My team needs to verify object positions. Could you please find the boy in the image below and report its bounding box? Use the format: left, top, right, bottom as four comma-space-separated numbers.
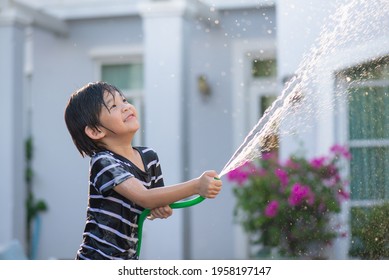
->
64, 81, 222, 260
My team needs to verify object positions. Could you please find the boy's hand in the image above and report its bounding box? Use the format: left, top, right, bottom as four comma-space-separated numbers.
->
197, 170, 222, 199
148, 205, 173, 220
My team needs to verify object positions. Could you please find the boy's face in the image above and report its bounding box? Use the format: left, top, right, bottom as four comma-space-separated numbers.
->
98, 90, 140, 137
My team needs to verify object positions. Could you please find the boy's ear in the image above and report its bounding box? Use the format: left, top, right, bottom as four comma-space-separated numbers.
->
84, 125, 105, 140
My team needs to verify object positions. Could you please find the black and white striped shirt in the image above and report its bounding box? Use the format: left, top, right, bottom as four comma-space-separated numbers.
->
76, 147, 164, 260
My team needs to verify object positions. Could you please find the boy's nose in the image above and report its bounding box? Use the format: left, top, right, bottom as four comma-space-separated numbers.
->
122, 103, 131, 112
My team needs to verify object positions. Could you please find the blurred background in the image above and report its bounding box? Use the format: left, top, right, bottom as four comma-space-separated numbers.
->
0, 0, 388, 260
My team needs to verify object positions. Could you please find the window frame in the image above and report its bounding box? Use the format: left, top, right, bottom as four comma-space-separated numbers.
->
247, 52, 278, 131
337, 58, 389, 208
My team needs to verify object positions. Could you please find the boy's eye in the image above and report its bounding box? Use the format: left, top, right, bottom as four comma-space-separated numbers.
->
110, 104, 117, 109
122, 98, 128, 103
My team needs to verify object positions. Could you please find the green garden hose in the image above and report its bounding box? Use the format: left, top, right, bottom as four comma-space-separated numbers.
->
136, 195, 205, 257
136, 178, 220, 257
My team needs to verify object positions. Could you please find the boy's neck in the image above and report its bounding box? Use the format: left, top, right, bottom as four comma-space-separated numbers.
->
108, 144, 134, 159
100, 132, 135, 158
109, 145, 145, 172
99, 133, 145, 170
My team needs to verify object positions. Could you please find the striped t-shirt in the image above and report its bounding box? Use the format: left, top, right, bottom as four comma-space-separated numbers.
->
76, 147, 164, 260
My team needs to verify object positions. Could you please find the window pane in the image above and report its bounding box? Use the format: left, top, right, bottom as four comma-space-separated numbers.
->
252, 59, 276, 78
260, 95, 279, 153
260, 95, 277, 116
350, 146, 389, 200
349, 86, 389, 140
343, 56, 389, 80
102, 64, 143, 90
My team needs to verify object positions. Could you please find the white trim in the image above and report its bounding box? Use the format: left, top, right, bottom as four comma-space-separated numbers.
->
348, 79, 389, 88
138, 0, 220, 27
16, 0, 142, 20
15, 0, 274, 20
350, 200, 388, 208
349, 139, 389, 148
89, 45, 143, 62
320, 35, 389, 74
1, 0, 68, 35
248, 79, 278, 130
90, 45, 143, 84
203, 0, 275, 9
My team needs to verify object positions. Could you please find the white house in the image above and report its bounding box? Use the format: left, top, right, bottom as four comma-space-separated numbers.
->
0, 0, 388, 260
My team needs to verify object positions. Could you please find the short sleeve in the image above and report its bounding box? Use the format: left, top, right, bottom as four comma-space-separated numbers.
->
90, 153, 134, 196
151, 152, 164, 188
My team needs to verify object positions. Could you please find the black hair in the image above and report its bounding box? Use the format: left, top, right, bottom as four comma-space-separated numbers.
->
64, 81, 123, 157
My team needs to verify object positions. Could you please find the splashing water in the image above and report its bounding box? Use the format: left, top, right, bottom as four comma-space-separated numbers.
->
219, 0, 389, 178
219, 76, 303, 178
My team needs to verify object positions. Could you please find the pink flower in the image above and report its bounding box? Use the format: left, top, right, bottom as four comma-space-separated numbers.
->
310, 156, 326, 169
262, 152, 276, 161
343, 180, 350, 187
257, 168, 267, 177
275, 168, 289, 187
322, 177, 337, 187
330, 144, 351, 160
337, 188, 350, 200
288, 183, 315, 206
264, 200, 279, 218
285, 158, 300, 169
227, 161, 257, 185
227, 168, 249, 185
327, 164, 338, 176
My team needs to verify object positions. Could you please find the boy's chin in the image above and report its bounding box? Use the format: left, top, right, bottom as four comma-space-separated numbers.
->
130, 125, 140, 134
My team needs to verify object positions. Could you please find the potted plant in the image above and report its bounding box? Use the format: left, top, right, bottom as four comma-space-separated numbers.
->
227, 145, 350, 259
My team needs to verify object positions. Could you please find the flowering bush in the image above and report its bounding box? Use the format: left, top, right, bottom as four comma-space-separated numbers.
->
228, 145, 351, 259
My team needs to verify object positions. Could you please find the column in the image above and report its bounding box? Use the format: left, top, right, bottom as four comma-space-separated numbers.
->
0, 0, 27, 249
139, 0, 193, 259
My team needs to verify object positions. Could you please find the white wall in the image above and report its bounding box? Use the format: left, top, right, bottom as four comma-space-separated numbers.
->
277, 0, 340, 159
0, 19, 26, 252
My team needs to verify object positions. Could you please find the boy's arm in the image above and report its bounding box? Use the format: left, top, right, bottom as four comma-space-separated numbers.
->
113, 170, 222, 209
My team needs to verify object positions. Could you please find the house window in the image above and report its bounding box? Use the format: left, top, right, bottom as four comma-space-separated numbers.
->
345, 57, 389, 203
252, 58, 277, 78
348, 88, 389, 200
102, 64, 143, 90
101, 63, 144, 145
248, 56, 278, 154
260, 95, 278, 153
344, 57, 389, 257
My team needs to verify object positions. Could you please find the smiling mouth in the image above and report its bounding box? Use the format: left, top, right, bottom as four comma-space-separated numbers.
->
124, 113, 135, 122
